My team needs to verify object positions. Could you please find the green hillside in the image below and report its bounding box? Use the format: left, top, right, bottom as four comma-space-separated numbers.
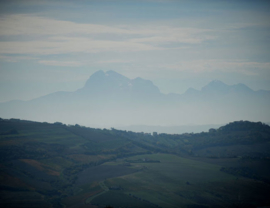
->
0, 118, 270, 208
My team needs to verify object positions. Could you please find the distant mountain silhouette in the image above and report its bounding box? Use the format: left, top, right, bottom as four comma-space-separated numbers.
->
202, 80, 230, 93
81, 70, 161, 98
0, 70, 269, 128
184, 80, 254, 97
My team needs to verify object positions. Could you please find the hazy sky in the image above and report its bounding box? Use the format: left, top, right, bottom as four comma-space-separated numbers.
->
0, 0, 270, 102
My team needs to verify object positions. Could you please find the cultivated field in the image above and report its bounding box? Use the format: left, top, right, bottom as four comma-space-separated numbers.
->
1, 119, 270, 207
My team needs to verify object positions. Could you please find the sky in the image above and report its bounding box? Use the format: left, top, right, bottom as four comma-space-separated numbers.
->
0, 0, 270, 102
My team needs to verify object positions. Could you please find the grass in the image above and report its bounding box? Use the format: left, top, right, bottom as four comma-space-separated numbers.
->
20, 159, 60, 176
1, 119, 270, 208
111, 153, 231, 182
75, 164, 139, 186
67, 154, 114, 163
62, 182, 104, 208
83, 139, 130, 152
100, 153, 237, 208
41, 157, 74, 173
85, 181, 109, 203
0, 128, 86, 149
91, 191, 158, 208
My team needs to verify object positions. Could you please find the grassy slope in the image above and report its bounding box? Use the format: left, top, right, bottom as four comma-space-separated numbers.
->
96, 154, 270, 208
100, 154, 233, 208
1, 119, 270, 208
0, 119, 150, 207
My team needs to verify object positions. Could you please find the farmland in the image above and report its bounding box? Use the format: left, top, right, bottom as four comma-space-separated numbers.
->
95, 154, 270, 208
1, 118, 270, 207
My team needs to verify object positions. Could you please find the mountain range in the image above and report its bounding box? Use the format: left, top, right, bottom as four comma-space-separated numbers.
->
0, 70, 269, 128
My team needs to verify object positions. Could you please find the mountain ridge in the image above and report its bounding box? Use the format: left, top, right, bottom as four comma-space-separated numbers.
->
0, 70, 269, 128
0, 70, 266, 103
75, 70, 160, 98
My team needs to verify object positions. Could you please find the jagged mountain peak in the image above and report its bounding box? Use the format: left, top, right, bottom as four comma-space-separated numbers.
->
79, 70, 161, 96
89, 69, 105, 78
211, 79, 224, 84
83, 70, 129, 89
106, 70, 130, 82
131, 77, 160, 95
0, 71, 269, 127
202, 80, 228, 90
185, 80, 254, 96
105, 70, 128, 79
83, 70, 105, 87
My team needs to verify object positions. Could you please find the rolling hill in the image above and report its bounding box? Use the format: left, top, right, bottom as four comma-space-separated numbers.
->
0, 118, 270, 207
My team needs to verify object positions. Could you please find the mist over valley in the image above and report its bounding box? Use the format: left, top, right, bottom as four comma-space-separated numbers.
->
1, 70, 269, 131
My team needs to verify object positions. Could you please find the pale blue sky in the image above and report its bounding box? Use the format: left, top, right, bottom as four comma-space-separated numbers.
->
0, 0, 270, 102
